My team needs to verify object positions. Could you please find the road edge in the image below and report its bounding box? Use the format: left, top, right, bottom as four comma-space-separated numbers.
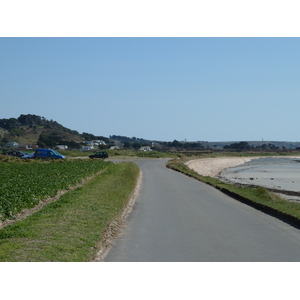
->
167, 162, 300, 230
91, 169, 143, 262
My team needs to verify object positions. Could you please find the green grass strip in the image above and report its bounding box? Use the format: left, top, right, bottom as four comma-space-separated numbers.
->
0, 162, 139, 262
167, 159, 300, 223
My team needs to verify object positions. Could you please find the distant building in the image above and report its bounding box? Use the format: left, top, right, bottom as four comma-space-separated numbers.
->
55, 145, 68, 150
84, 140, 106, 146
6, 141, 19, 148
18, 144, 33, 150
109, 146, 120, 150
139, 146, 152, 152
81, 146, 94, 151
93, 140, 106, 145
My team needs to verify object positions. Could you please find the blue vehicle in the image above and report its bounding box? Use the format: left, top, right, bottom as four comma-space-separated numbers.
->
34, 148, 66, 159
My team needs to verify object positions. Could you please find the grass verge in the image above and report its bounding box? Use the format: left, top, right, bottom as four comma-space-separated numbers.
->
0, 162, 139, 261
59, 149, 180, 159
167, 159, 300, 226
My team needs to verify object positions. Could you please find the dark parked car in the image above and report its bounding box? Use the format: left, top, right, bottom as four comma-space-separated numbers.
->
89, 151, 108, 159
8, 150, 28, 158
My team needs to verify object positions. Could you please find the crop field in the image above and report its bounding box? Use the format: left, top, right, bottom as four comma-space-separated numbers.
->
0, 159, 112, 221
0, 161, 139, 261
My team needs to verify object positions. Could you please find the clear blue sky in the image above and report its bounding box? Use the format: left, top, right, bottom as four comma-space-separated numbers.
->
1, 37, 300, 142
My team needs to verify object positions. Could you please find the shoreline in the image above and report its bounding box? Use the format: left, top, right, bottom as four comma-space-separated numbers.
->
185, 156, 261, 178
185, 156, 300, 202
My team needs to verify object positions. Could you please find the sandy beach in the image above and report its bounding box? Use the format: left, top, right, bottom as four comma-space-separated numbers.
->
185, 156, 260, 177
185, 156, 300, 202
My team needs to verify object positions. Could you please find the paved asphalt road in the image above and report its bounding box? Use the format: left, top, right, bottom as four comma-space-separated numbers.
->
104, 159, 300, 262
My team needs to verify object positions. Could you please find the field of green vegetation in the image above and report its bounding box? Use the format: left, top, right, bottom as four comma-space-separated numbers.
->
0, 157, 139, 261
0, 158, 112, 221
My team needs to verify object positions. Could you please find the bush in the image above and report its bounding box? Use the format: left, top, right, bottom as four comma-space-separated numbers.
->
256, 187, 270, 198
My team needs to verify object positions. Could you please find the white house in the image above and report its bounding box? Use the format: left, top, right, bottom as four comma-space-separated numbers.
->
93, 140, 106, 145
55, 145, 68, 150
139, 146, 152, 152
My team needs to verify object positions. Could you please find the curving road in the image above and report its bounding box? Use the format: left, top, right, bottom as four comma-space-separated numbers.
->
104, 159, 300, 262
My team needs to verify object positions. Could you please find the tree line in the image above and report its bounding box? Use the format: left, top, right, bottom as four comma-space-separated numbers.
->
223, 141, 282, 151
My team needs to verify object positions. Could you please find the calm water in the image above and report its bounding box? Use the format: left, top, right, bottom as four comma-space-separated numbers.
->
219, 157, 300, 201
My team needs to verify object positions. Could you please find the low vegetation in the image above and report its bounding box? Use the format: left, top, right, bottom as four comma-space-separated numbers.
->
108, 149, 179, 158
59, 149, 180, 159
0, 161, 139, 261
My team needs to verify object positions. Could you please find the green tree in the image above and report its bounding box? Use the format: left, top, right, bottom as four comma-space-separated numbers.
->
123, 141, 132, 149
132, 142, 141, 150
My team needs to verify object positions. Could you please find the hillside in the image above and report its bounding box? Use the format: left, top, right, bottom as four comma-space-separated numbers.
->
1, 114, 300, 151
13, 125, 83, 146
0, 114, 108, 148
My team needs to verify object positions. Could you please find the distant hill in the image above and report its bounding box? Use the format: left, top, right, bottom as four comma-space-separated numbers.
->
1, 114, 300, 151
0, 114, 109, 148
200, 140, 300, 150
